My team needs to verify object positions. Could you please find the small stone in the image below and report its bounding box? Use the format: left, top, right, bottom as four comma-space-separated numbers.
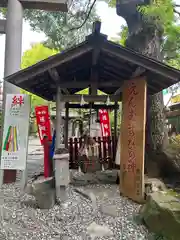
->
87, 222, 113, 238
88, 192, 97, 211
100, 204, 118, 217
72, 173, 97, 186
96, 170, 118, 184
32, 176, 55, 194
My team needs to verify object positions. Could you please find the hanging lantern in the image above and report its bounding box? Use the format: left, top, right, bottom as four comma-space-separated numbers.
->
80, 95, 86, 106
106, 95, 110, 105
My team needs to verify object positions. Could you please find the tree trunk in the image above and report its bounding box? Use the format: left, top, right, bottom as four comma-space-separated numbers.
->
116, 1, 178, 178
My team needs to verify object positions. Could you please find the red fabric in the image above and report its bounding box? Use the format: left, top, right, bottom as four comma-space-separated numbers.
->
35, 106, 52, 145
98, 109, 111, 137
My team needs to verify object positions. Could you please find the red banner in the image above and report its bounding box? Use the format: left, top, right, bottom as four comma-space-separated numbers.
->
35, 106, 52, 144
99, 109, 111, 137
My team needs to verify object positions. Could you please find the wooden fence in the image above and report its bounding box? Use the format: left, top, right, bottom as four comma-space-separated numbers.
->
68, 136, 118, 169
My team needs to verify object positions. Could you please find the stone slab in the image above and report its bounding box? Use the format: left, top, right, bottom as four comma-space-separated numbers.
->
87, 222, 113, 238
140, 191, 180, 240
70, 170, 119, 186
100, 204, 118, 217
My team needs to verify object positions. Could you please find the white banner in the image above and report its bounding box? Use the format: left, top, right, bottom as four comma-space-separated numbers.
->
1, 94, 30, 170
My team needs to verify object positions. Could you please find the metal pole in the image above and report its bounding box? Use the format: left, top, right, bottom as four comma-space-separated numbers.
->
0, 0, 23, 186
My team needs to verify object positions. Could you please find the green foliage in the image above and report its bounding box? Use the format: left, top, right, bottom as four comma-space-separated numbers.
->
139, 0, 174, 26
0, 0, 99, 50
108, 0, 174, 27
162, 24, 180, 66
169, 134, 180, 149
110, 0, 180, 69
21, 43, 57, 112
138, 0, 180, 67
109, 109, 121, 132
76, 88, 105, 95
111, 26, 127, 46
21, 43, 58, 69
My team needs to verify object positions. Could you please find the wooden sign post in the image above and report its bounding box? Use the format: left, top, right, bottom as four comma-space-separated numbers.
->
120, 77, 147, 203
0, 94, 31, 189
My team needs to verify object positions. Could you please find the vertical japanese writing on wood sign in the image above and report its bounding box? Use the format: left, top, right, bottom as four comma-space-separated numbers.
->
120, 78, 147, 202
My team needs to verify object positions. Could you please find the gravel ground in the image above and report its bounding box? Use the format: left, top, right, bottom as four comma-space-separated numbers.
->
0, 161, 156, 240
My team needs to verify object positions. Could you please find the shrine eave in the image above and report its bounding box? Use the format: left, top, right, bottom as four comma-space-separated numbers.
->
4, 32, 180, 101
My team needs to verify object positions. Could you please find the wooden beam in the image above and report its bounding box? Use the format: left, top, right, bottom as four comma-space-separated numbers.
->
114, 102, 118, 139
60, 81, 89, 89
102, 57, 133, 73
64, 102, 69, 148
47, 68, 70, 94
58, 80, 122, 88
48, 68, 60, 83
132, 67, 146, 77
166, 109, 180, 118
114, 67, 145, 95
89, 47, 100, 95
100, 68, 123, 80
8, 44, 93, 85
62, 88, 70, 95
52, 103, 119, 110
101, 68, 128, 80
61, 94, 120, 102
102, 42, 180, 82
0, 19, 6, 34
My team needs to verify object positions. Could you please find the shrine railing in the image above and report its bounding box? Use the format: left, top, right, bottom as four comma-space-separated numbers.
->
68, 136, 118, 169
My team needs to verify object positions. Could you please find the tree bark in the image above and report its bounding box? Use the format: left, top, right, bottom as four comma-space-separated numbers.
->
116, 0, 176, 177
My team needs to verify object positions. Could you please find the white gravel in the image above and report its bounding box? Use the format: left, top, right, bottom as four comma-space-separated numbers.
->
0, 161, 156, 240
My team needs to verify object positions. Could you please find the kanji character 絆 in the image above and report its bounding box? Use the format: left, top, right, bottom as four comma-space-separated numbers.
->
11, 95, 24, 107
12, 96, 18, 107
18, 96, 24, 106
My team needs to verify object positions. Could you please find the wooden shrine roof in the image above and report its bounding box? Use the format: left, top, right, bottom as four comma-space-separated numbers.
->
4, 24, 180, 101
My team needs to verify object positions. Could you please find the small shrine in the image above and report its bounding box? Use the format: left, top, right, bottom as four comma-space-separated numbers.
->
4, 21, 180, 202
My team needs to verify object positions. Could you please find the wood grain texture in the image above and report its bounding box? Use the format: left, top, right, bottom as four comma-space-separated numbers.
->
120, 77, 147, 203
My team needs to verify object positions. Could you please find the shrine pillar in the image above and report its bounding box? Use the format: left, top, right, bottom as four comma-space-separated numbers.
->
55, 87, 64, 149
120, 77, 147, 203
1, 0, 23, 184
64, 102, 69, 148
